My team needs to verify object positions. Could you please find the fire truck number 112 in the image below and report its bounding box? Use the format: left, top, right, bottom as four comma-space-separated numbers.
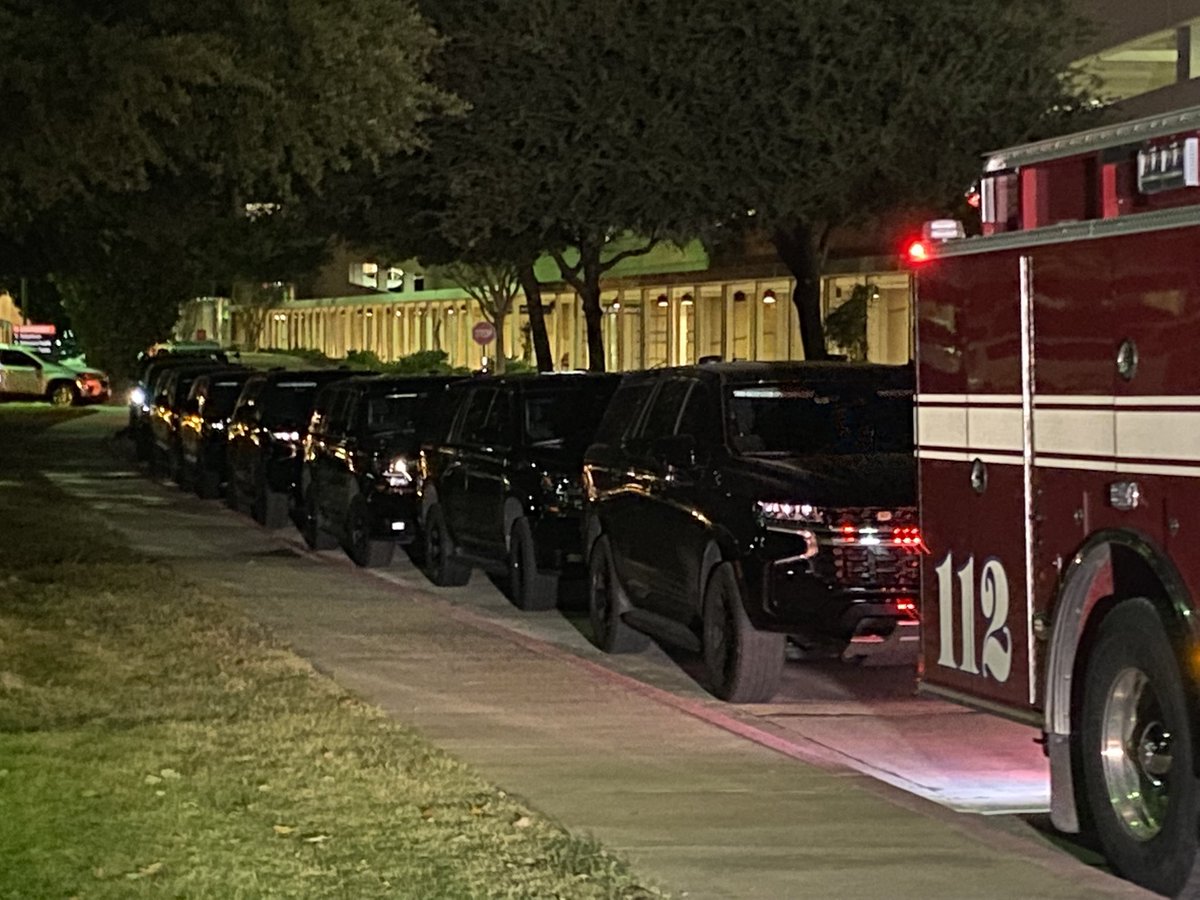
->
934, 553, 1013, 682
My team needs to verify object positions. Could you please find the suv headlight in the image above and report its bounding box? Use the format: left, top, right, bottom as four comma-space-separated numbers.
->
382, 455, 413, 487
129, 387, 147, 407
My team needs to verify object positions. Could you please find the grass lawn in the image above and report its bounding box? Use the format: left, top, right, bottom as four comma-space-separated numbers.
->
0, 409, 665, 898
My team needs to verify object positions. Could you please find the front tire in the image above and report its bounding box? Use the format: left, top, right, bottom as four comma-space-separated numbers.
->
702, 562, 784, 703
507, 517, 558, 611
48, 382, 78, 407
422, 504, 470, 586
301, 490, 338, 551
587, 535, 649, 654
252, 470, 290, 529
347, 498, 394, 568
194, 465, 222, 500
1079, 598, 1198, 897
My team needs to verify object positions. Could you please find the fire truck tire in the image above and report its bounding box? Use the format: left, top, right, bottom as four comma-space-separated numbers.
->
587, 536, 650, 654
1079, 598, 1199, 897
702, 562, 785, 703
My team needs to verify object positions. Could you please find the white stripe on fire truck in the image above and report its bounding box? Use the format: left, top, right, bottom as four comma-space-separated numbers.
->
919, 450, 1200, 478
919, 394, 1200, 474
921, 403, 1200, 457
918, 393, 1200, 409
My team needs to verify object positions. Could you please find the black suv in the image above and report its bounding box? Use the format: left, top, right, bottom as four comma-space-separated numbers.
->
582, 362, 918, 702
226, 369, 352, 527
419, 373, 620, 608
130, 350, 228, 431
132, 353, 227, 461
148, 362, 233, 481
301, 374, 461, 567
179, 369, 256, 498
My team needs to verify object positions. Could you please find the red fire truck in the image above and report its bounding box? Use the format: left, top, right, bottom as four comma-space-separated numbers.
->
912, 106, 1200, 896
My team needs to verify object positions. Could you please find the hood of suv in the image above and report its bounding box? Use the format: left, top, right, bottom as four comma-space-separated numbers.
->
729, 452, 915, 508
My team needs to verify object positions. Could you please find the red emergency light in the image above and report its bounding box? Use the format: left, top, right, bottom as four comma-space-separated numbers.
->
905, 239, 932, 265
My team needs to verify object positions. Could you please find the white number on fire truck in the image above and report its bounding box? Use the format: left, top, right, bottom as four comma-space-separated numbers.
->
934, 553, 1012, 682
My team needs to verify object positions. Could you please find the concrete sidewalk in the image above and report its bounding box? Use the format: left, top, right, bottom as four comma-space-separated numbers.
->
52, 411, 1152, 899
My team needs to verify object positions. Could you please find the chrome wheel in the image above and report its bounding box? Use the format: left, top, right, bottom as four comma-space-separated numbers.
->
1100, 666, 1174, 841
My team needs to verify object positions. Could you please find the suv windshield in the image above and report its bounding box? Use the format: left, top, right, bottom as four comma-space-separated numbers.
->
725, 382, 912, 456
365, 391, 423, 433
523, 381, 616, 448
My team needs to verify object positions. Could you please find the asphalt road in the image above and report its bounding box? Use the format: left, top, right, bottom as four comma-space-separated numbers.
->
22, 406, 1171, 898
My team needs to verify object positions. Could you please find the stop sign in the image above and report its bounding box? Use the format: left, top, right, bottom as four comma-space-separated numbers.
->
472, 321, 497, 345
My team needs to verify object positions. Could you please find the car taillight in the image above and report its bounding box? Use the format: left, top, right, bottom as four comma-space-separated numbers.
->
834, 523, 927, 554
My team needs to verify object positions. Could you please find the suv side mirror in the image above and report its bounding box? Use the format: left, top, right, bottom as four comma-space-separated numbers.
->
655, 434, 696, 469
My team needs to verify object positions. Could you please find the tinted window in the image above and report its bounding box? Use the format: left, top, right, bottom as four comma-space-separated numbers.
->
457, 389, 495, 444
639, 379, 691, 442
725, 382, 913, 455
365, 390, 426, 434
320, 389, 350, 435
592, 381, 654, 445
675, 381, 721, 445
423, 386, 466, 443
261, 381, 321, 428
522, 379, 617, 448
207, 379, 248, 419
0, 350, 37, 367
173, 373, 209, 405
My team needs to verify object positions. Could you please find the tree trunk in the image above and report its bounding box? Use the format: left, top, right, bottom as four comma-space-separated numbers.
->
772, 222, 829, 361
516, 260, 553, 372
576, 240, 606, 372
494, 310, 507, 374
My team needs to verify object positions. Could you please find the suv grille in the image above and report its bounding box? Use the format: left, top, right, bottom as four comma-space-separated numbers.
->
816, 506, 921, 590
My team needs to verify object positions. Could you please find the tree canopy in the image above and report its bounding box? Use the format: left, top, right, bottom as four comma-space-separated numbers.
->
1, 0, 1099, 373
0, 0, 451, 373
683, 0, 1096, 356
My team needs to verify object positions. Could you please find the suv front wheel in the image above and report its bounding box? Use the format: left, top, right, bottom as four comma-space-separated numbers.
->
347, 497, 395, 568
587, 535, 649, 654
423, 504, 471, 587
702, 562, 785, 703
507, 517, 558, 611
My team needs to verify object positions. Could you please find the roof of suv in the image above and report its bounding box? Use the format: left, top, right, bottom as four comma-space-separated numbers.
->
244, 368, 355, 387
332, 373, 464, 393
627, 361, 913, 384
449, 371, 620, 390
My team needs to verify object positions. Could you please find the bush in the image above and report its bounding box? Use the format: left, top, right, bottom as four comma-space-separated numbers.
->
499, 357, 537, 375
344, 349, 385, 370
385, 349, 469, 375
257, 347, 336, 367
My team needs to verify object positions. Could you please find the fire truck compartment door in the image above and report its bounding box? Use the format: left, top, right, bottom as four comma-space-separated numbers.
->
919, 250, 1041, 715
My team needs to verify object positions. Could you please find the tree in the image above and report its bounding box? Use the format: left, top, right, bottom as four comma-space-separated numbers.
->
444, 262, 520, 373
0, 0, 449, 228
320, 147, 558, 372
424, 0, 724, 372
0, 0, 452, 369
686, 0, 1097, 358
